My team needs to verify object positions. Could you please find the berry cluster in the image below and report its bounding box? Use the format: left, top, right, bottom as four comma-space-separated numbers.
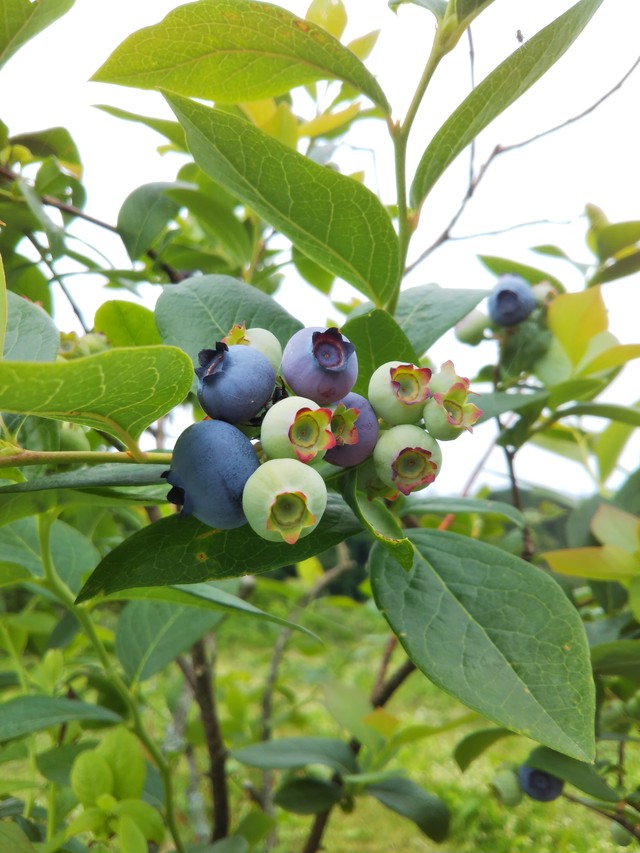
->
163, 322, 482, 545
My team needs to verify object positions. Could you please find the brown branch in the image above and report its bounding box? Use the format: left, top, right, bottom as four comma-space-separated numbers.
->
406, 55, 640, 275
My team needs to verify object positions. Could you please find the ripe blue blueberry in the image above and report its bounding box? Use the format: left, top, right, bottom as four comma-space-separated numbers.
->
163, 419, 259, 529
517, 764, 564, 802
195, 342, 276, 424
488, 275, 536, 327
324, 392, 380, 468
280, 326, 358, 406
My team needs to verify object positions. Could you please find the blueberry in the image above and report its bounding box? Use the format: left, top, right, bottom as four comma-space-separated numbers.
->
280, 327, 358, 406
222, 323, 283, 373
368, 361, 432, 425
488, 275, 536, 327
373, 424, 442, 496
195, 342, 276, 424
324, 392, 380, 468
260, 395, 335, 463
163, 419, 259, 529
242, 458, 327, 544
517, 764, 564, 802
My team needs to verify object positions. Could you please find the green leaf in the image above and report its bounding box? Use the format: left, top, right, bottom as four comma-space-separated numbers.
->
552, 403, 640, 429
526, 745, 619, 802
36, 742, 97, 787
478, 255, 565, 294
117, 182, 180, 260
370, 529, 595, 761
17, 178, 65, 257
94, 105, 188, 150
0, 254, 6, 358
154, 275, 301, 383
410, 0, 605, 206
474, 390, 549, 424
366, 776, 449, 842
454, 727, 515, 771
3, 290, 59, 361
594, 221, 640, 262
76, 494, 361, 601
71, 750, 114, 806
163, 96, 400, 306
94, 301, 162, 347
0, 346, 193, 446
389, 0, 447, 19
591, 640, 640, 680
0, 562, 31, 587
0, 822, 39, 853
543, 544, 639, 583
96, 728, 146, 801
233, 737, 359, 774
0, 696, 120, 742
408, 496, 525, 528
341, 309, 418, 397
116, 600, 223, 683
393, 284, 488, 356
0, 0, 75, 73
10, 126, 82, 176
92, 0, 390, 112
274, 777, 343, 814
454, 0, 496, 25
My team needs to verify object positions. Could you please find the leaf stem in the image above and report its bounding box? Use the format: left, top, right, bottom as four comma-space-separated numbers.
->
36, 511, 186, 853
0, 449, 172, 469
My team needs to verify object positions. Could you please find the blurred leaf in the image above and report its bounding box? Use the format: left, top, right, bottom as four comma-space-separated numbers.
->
274, 777, 343, 814
164, 96, 400, 306
552, 403, 640, 429
371, 529, 596, 761
591, 504, 639, 552
0, 0, 75, 72
76, 495, 360, 601
543, 544, 639, 583
474, 390, 548, 424
3, 253, 52, 313
346, 29, 380, 61
594, 221, 640, 262
393, 284, 488, 355
593, 415, 638, 483
154, 275, 301, 387
292, 245, 335, 294
233, 737, 358, 774
579, 344, 640, 376
547, 287, 608, 366
93, 0, 390, 112
298, 102, 361, 138
117, 183, 180, 260
588, 249, 640, 286
94, 105, 188, 150
306, 0, 347, 39
454, 727, 515, 771
478, 254, 565, 293
408, 496, 525, 528
410, 0, 605, 206
94, 301, 162, 347
3, 290, 59, 361
115, 600, 224, 683
526, 745, 619, 802
10, 126, 82, 176
591, 640, 640, 680
0, 696, 120, 742
366, 777, 449, 842
0, 346, 193, 444
16, 178, 64, 257
342, 308, 418, 397
389, 0, 447, 19
454, 0, 496, 23
0, 254, 6, 358
0, 822, 39, 853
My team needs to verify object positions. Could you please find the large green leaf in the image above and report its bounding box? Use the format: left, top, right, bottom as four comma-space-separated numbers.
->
94, 301, 162, 347
233, 737, 359, 774
164, 96, 400, 307
0, 346, 193, 446
408, 496, 525, 528
410, 0, 605, 207
3, 290, 59, 361
92, 0, 390, 112
0, 822, 39, 853
341, 309, 418, 397
526, 746, 619, 802
0, 254, 6, 358
389, 1, 447, 19
115, 600, 224, 683
0, 0, 75, 72
0, 696, 120, 742
366, 777, 449, 842
393, 284, 488, 356
370, 529, 595, 761
76, 494, 361, 601
117, 182, 181, 260
155, 275, 301, 378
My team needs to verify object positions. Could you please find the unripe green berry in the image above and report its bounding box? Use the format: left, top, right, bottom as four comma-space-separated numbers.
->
373, 424, 442, 496
368, 361, 432, 425
610, 821, 634, 847
260, 396, 335, 463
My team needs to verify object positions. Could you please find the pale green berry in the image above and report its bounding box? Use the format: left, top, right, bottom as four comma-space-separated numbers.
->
373, 424, 442, 496
368, 361, 432, 425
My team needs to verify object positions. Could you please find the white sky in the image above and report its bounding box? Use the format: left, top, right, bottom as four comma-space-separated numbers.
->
2, 0, 639, 497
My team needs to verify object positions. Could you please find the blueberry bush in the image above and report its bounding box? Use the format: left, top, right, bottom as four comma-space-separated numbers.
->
1, 1, 640, 851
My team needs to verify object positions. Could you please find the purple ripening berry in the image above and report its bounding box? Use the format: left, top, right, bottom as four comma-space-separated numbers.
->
280, 326, 358, 406
324, 392, 380, 468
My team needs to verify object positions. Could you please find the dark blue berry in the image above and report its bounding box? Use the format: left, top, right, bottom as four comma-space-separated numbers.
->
163, 419, 259, 529
517, 764, 564, 802
195, 342, 275, 424
488, 275, 536, 327
280, 327, 358, 406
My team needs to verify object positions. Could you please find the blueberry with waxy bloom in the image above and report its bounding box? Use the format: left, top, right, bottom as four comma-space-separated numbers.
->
162, 419, 259, 529
324, 392, 380, 468
422, 361, 482, 441
242, 458, 327, 544
488, 274, 536, 327
373, 424, 442, 496
280, 326, 358, 406
222, 322, 283, 373
195, 342, 276, 424
517, 765, 564, 802
368, 361, 432, 425
260, 395, 336, 463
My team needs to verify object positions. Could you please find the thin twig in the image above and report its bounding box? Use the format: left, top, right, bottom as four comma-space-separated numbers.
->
23, 232, 89, 332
